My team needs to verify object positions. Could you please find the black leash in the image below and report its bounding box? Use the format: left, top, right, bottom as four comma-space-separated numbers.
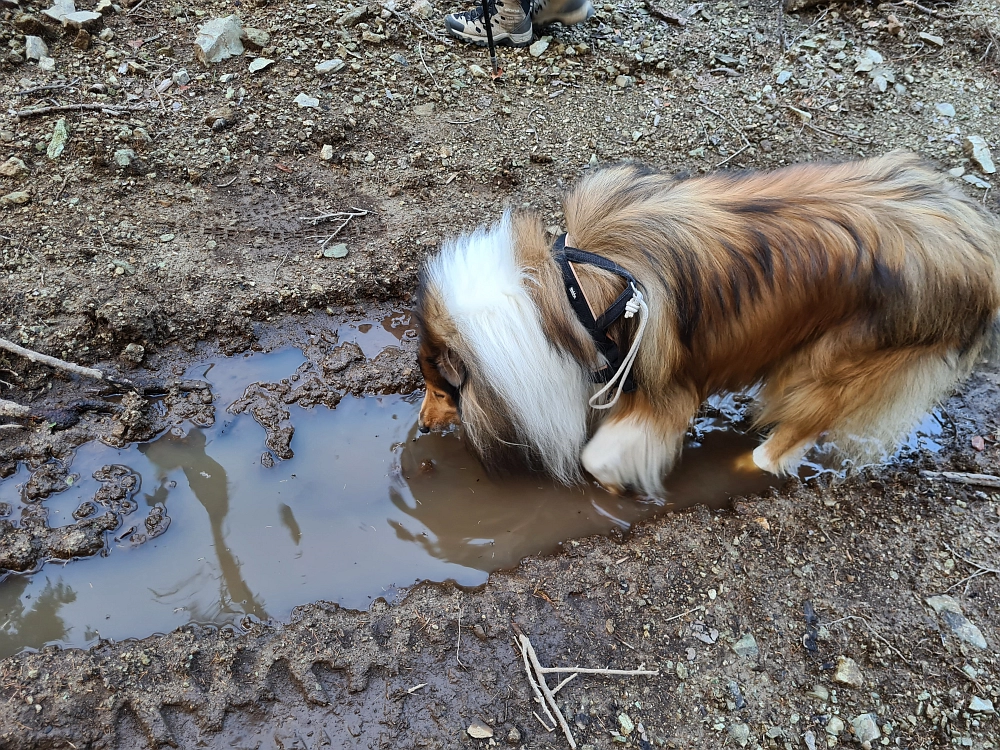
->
553, 233, 642, 393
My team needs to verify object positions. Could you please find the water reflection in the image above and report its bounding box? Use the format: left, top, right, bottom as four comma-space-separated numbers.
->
0, 577, 75, 655
139, 429, 268, 621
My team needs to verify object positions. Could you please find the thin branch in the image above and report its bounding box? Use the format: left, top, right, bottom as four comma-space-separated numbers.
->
551, 673, 579, 694
16, 78, 80, 97
14, 103, 152, 119
518, 632, 577, 749
0, 338, 106, 381
0, 399, 31, 419
921, 470, 1000, 489
514, 635, 557, 729
537, 665, 660, 676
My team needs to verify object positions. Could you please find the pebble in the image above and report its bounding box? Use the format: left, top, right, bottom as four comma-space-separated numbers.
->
43, 0, 75, 23
467, 721, 493, 739
242, 27, 270, 49
338, 5, 368, 26
529, 38, 550, 57
473, 623, 487, 640
194, 15, 244, 64
294, 93, 320, 108
809, 684, 829, 701
315, 59, 345, 74
854, 48, 883, 73
320, 144, 334, 161
506, 726, 521, 744
926, 595, 988, 649
851, 713, 880, 745
834, 656, 864, 688
803, 729, 817, 750
776, 70, 792, 84
96, 0, 114, 14
39, 56, 56, 71
0, 157, 29, 179
324, 243, 348, 258
413, 103, 435, 116
172, 68, 191, 85
25, 35, 48, 61
410, 0, 434, 17
0, 191, 31, 207
963, 174, 991, 189
825, 716, 845, 736
615, 74, 635, 88
63, 10, 102, 29
248, 57, 274, 73
969, 697, 995, 713
113, 148, 136, 168
46, 118, 68, 160
727, 723, 750, 747
618, 713, 634, 735
732, 633, 758, 658
159, 234, 175, 243
918, 31, 944, 46
934, 102, 956, 117
469, 64, 487, 78
964, 135, 996, 174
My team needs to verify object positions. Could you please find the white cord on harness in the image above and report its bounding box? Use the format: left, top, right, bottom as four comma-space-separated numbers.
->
588, 283, 649, 410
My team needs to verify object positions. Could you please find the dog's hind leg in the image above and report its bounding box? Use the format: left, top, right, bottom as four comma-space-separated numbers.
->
581, 387, 700, 496
752, 342, 964, 475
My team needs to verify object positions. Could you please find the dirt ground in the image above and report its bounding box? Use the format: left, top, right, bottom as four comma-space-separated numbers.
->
2, 0, 1000, 747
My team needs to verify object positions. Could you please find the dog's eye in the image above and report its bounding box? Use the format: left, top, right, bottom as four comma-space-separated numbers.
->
434, 391, 447, 400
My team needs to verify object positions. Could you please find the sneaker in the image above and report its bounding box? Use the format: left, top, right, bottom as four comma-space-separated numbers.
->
530, 0, 594, 28
444, 0, 534, 47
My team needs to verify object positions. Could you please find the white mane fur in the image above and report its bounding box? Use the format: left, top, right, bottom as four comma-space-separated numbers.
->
425, 213, 592, 483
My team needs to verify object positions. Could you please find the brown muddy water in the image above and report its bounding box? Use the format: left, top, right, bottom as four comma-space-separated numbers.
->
0, 315, 944, 658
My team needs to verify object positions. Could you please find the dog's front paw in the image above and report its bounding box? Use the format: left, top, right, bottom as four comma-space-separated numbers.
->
581, 418, 677, 497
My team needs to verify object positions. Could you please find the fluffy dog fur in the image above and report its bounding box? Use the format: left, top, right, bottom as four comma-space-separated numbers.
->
415, 153, 1000, 495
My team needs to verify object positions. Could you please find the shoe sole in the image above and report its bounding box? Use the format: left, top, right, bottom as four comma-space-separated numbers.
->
533, 0, 594, 27
445, 27, 533, 47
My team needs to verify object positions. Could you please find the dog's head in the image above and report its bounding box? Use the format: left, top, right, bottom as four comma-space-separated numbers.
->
414, 293, 462, 434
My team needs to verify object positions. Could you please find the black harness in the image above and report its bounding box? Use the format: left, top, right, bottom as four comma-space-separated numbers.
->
553, 233, 642, 393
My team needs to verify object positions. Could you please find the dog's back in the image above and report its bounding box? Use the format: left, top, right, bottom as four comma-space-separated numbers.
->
565, 154, 1000, 472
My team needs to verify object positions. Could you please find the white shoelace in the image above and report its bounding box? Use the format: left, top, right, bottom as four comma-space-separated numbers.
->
588, 283, 649, 410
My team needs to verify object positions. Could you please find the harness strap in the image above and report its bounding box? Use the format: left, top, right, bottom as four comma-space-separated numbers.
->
553, 233, 640, 393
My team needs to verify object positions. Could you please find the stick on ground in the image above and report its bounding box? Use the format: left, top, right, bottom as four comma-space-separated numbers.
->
0, 338, 107, 382
920, 470, 1000, 489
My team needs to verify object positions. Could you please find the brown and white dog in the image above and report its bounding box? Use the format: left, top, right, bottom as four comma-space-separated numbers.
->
415, 153, 1000, 495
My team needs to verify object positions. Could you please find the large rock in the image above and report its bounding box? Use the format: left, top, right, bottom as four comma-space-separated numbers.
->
926, 595, 988, 649
194, 15, 244, 65
46, 118, 69, 160
42, 0, 74, 22
62, 10, 102, 29
0, 157, 29, 179
1, 191, 31, 207
964, 135, 996, 174
25, 35, 48, 60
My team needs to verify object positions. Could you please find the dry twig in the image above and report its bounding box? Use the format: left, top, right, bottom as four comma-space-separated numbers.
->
15, 78, 80, 97
0, 338, 108, 382
14, 103, 151, 119
921, 470, 1000, 489
0, 399, 31, 419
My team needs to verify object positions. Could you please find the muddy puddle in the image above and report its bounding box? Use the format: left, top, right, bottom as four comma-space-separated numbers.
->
0, 314, 944, 658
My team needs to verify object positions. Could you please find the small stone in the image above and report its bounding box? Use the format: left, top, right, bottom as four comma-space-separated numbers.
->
25, 35, 48, 60
159, 233, 175, 242
615, 74, 634, 88
727, 723, 750, 747
473, 623, 487, 640
934, 102, 956, 117
413, 103, 435, 116
809, 684, 829, 701
62, 10, 102, 29
851, 713, 880, 744
964, 174, 992, 190
361, 30, 384, 43
0, 157, 29, 179
926, 595, 988, 648
674, 663, 688, 680
204, 106, 234, 126
95, 0, 114, 14
588, 153, 599, 167
529, 38, 550, 57
113, 148, 136, 168
467, 721, 493, 739
42, 0, 74, 23
38, 56, 56, 71
803, 729, 817, 750
324, 243, 349, 258
194, 15, 244, 65
338, 5, 368, 26
506, 726, 521, 744
617, 713, 634, 735
765, 727, 783, 739
0, 191, 31, 207
788, 106, 811, 121
122, 343, 145, 364
834, 656, 864, 688
364, 151, 376, 164
241, 27, 270, 50
825, 716, 845, 736
732, 633, 758, 658
854, 48, 882, 72
248, 57, 274, 73
46, 118, 68, 160
294, 93, 320, 108
320, 144, 334, 161
964, 135, 996, 174
71, 28, 91, 50
469, 64, 487, 78
776, 70, 792, 84
315, 59, 345, 74
918, 31, 944, 46
411, 0, 434, 17
172, 68, 190, 85
969, 697, 995, 713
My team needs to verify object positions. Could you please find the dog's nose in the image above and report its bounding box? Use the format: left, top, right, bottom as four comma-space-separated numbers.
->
418, 424, 430, 434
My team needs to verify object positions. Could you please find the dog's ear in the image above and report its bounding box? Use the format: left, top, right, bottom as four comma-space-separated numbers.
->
437, 349, 466, 388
